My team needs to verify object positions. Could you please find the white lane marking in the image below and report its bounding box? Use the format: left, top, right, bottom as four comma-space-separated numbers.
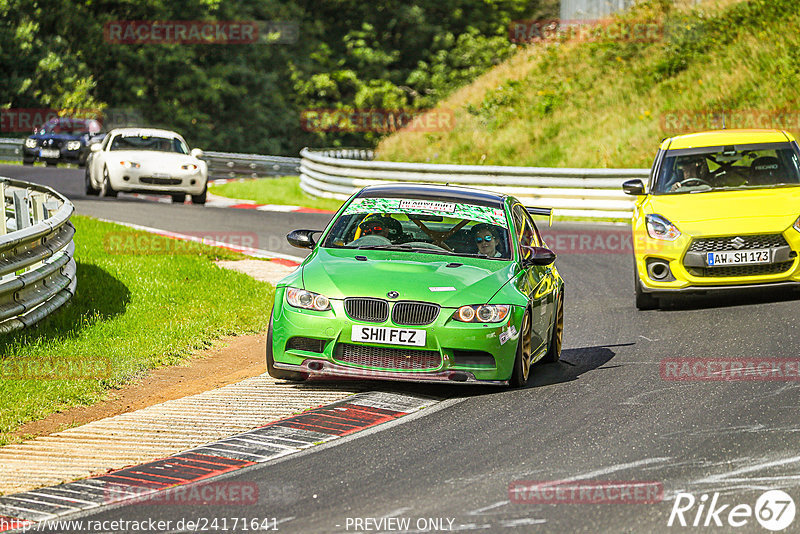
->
501, 518, 547, 527
94, 218, 304, 264
552, 457, 672, 483
694, 454, 800, 485
469, 500, 509, 515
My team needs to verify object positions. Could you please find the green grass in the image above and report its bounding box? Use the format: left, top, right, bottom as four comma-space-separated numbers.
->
377, 0, 799, 168
209, 176, 344, 212
0, 215, 274, 444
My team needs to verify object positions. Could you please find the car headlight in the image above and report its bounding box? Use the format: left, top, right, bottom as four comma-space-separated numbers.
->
453, 304, 511, 323
24, 138, 38, 148
181, 163, 198, 171
286, 287, 331, 311
66, 140, 81, 151
645, 214, 681, 241
119, 160, 141, 168
794, 216, 800, 233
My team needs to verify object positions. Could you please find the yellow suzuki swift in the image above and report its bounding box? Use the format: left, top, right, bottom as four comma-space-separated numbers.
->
623, 129, 800, 309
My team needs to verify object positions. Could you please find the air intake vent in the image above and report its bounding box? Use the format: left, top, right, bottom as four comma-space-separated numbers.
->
344, 298, 389, 323
391, 301, 440, 326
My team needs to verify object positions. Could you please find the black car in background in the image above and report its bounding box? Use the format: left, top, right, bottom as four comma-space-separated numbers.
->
23, 117, 103, 167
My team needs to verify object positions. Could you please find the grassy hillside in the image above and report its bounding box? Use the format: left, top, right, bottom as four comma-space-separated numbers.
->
377, 0, 800, 168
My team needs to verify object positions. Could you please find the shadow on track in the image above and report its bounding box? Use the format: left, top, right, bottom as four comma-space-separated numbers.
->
657, 285, 800, 311
291, 343, 625, 398
0, 263, 130, 351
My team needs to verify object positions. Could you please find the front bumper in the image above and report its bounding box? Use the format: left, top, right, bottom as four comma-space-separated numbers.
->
108, 168, 207, 195
274, 360, 508, 385
634, 228, 800, 293
271, 290, 525, 384
23, 146, 80, 162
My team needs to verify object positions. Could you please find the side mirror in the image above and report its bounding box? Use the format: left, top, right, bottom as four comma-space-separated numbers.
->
622, 179, 645, 196
190, 148, 204, 158
522, 246, 556, 266
287, 229, 320, 249
90, 143, 102, 153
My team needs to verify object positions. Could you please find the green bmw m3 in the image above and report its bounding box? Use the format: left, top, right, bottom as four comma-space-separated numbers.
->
267, 184, 564, 387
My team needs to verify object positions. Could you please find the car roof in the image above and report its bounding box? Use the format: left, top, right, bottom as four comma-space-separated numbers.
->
355, 183, 508, 208
661, 129, 795, 150
107, 127, 183, 138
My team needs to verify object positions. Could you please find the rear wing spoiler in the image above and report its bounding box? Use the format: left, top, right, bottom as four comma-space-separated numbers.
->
525, 206, 554, 227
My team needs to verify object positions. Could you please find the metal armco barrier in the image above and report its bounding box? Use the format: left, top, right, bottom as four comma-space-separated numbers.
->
0, 177, 76, 334
299, 148, 648, 219
0, 138, 23, 161
203, 151, 300, 180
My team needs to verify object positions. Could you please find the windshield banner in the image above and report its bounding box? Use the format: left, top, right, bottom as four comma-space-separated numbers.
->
343, 198, 508, 228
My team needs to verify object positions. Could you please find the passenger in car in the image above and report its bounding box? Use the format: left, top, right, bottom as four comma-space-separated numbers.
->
473, 224, 502, 257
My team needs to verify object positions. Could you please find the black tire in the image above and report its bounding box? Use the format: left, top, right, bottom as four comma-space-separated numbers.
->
191, 184, 207, 205
541, 292, 563, 364
22, 158, 34, 166
635, 271, 660, 310
45, 160, 58, 167
85, 167, 99, 196
510, 308, 533, 388
171, 193, 187, 204
266, 313, 308, 382
99, 166, 118, 198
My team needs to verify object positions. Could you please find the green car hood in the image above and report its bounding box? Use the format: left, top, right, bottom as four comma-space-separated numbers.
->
300, 248, 518, 307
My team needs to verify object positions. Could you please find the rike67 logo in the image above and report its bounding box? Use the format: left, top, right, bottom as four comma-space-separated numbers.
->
668, 490, 795, 531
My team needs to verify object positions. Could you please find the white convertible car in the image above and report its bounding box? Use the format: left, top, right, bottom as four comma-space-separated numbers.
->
85, 128, 208, 204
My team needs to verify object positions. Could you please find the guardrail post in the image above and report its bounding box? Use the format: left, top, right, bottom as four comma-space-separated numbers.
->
13, 190, 30, 230
0, 181, 5, 236
31, 193, 46, 223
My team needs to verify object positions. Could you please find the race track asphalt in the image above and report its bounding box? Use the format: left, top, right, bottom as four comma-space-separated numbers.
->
6, 164, 800, 533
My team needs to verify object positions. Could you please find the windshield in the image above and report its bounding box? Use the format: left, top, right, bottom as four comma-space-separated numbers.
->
109, 134, 189, 153
322, 197, 512, 260
653, 142, 800, 194
39, 118, 100, 135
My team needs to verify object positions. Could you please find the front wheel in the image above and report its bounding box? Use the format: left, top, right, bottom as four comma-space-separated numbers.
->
85, 167, 99, 196
45, 160, 58, 167
510, 309, 532, 388
22, 158, 34, 166
171, 193, 187, 204
266, 313, 308, 382
191, 183, 207, 205
99, 166, 118, 198
635, 275, 660, 310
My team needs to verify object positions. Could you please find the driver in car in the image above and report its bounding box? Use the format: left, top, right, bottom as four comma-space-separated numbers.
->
473, 224, 502, 257
670, 157, 710, 191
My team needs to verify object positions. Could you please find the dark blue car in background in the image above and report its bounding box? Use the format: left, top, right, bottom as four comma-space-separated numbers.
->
23, 117, 103, 167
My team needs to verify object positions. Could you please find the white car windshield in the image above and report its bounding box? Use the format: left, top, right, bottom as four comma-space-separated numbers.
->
109, 135, 189, 154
